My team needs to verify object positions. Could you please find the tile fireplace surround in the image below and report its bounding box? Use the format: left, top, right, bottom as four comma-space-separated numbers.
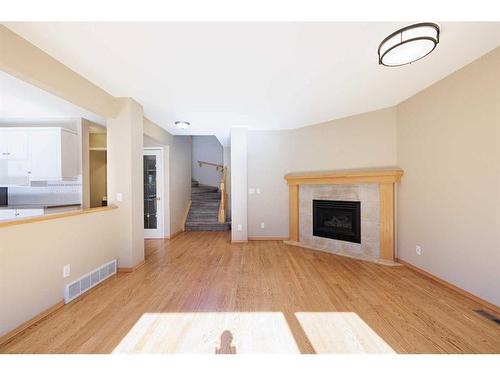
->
284, 168, 404, 265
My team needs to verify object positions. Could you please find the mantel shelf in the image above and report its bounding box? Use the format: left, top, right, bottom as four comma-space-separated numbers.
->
284, 167, 404, 185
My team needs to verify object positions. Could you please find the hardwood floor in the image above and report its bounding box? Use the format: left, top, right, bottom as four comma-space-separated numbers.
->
1, 232, 499, 353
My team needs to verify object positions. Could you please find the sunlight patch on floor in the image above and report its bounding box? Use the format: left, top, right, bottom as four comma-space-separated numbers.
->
112, 312, 300, 354
295, 312, 395, 354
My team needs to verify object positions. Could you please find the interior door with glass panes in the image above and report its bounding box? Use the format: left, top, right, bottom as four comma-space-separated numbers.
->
143, 148, 163, 238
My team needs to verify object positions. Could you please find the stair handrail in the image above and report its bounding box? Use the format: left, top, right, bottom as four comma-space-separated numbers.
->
198, 160, 224, 172
218, 166, 228, 223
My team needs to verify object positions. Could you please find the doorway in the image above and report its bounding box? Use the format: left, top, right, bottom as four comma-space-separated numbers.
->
143, 148, 164, 238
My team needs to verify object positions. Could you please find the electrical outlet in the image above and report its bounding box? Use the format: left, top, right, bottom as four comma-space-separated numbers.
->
256, 188, 261, 194
237, 224, 242, 231
116, 193, 123, 202
63, 264, 71, 278
416, 245, 422, 256
248, 188, 255, 195
260, 222, 265, 229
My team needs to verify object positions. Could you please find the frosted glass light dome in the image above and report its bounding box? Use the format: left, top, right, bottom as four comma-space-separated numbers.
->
378, 23, 440, 67
175, 121, 191, 129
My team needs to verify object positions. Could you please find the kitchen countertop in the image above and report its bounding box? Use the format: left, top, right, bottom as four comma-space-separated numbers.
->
0, 204, 117, 228
0, 204, 82, 210
0, 204, 82, 213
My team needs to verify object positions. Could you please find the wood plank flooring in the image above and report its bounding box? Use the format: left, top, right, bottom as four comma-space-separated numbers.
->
1, 232, 499, 353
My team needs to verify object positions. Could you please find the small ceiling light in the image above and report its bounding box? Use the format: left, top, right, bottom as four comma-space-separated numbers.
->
175, 121, 191, 129
378, 23, 440, 67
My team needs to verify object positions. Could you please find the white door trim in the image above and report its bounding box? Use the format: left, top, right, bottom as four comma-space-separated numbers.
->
143, 147, 164, 239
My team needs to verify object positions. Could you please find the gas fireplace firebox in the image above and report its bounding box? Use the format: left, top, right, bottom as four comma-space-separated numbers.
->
313, 200, 361, 244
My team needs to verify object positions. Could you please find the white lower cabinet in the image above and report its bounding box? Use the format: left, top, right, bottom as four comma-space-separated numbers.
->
0, 208, 44, 221
15, 208, 44, 218
0, 209, 17, 220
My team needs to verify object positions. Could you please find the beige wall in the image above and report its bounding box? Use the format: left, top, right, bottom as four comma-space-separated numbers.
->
143, 117, 173, 145
397, 47, 500, 306
0, 209, 121, 337
0, 26, 118, 118
89, 150, 107, 208
223, 146, 231, 220
247, 107, 398, 238
106, 98, 144, 268
192, 136, 223, 187
169, 136, 192, 235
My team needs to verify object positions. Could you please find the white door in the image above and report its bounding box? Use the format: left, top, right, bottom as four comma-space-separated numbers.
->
143, 148, 164, 239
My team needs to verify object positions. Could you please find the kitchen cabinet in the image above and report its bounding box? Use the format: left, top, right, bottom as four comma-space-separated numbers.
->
15, 208, 45, 218
0, 129, 29, 160
0, 209, 16, 220
0, 127, 78, 183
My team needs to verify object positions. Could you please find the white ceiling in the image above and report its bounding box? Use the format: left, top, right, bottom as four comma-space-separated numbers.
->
0, 69, 105, 125
4, 22, 500, 143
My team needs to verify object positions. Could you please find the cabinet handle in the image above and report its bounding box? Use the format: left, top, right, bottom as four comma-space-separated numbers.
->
1, 152, 10, 155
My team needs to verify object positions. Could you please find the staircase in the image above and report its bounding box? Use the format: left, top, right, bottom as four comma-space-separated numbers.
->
185, 180, 231, 231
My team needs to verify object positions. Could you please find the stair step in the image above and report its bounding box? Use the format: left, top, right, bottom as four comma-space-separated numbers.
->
185, 222, 231, 231
188, 211, 218, 216
187, 215, 219, 221
187, 182, 227, 232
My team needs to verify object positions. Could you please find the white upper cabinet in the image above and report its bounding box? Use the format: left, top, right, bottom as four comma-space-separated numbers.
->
0, 127, 79, 183
0, 129, 29, 160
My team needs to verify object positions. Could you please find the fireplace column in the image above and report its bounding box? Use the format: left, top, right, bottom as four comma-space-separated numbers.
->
289, 184, 299, 242
379, 183, 395, 263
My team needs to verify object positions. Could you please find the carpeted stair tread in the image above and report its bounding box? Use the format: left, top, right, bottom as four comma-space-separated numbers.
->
186, 181, 230, 232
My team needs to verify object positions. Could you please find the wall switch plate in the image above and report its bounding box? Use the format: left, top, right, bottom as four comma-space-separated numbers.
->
256, 188, 261, 194
116, 193, 123, 202
416, 245, 422, 256
248, 188, 255, 195
260, 222, 265, 229
237, 224, 242, 231
63, 264, 71, 278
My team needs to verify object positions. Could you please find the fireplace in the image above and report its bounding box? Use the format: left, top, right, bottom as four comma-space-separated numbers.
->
313, 200, 361, 244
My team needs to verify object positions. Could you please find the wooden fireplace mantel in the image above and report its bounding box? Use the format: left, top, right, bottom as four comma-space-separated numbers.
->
284, 168, 404, 265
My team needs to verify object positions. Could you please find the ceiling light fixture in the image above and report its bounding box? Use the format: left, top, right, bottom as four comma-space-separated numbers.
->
378, 23, 440, 67
175, 121, 191, 129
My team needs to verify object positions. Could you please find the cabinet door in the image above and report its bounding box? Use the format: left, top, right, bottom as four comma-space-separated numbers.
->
29, 129, 61, 180
0, 130, 28, 160
0, 131, 7, 157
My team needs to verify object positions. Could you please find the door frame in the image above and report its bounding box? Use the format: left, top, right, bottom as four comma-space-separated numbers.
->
143, 147, 164, 239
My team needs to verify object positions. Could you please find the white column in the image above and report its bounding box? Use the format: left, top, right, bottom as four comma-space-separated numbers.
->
230, 128, 248, 242
223, 146, 231, 220
106, 98, 144, 268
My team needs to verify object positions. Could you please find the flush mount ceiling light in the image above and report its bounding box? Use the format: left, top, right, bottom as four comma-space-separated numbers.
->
378, 23, 440, 67
175, 121, 190, 129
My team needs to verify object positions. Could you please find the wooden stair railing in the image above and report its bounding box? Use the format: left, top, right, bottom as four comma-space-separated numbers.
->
198, 160, 224, 172
218, 166, 228, 223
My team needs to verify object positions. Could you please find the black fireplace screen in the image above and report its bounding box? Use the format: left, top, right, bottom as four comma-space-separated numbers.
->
313, 200, 361, 243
